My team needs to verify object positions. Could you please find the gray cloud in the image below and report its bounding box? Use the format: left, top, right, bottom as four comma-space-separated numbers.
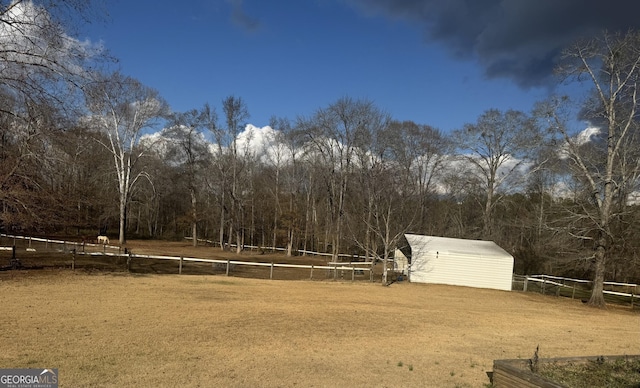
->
348, 0, 640, 88
228, 0, 261, 32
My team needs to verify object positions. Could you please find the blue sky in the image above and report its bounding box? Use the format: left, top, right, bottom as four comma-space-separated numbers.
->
82, 0, 639, 133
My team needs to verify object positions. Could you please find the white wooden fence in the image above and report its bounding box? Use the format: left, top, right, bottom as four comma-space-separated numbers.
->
72, 251, 373, 281
1, 234, 374, 281
184, 237, 374, 261
0, 234, 120, 252
515, 274, 639, 307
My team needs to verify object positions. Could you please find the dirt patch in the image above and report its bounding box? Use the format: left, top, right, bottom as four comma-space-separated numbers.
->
1, 264, 638, 387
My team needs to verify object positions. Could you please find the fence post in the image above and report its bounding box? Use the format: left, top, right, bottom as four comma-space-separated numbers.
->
572, 283, 576, 299
270, 262, 274, 280
333, 264, 337, 280
542, 278, 546, 295
523, 277, 528, 292
352, 266, 355, 281
179, 256, 183, 274
226, 260, 230, 276
310, 265, 314, 280
10, 245, 19, 269
631, 286, 635, 308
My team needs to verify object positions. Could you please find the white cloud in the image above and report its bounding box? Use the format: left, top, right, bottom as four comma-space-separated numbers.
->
558, 126, 600, 159
0, 1, 102, 79
440, 152, 531, 194
143, 123, 292, 164
140, 131, 171, 158
236, 124, 274, 156
575, 126, 600, 145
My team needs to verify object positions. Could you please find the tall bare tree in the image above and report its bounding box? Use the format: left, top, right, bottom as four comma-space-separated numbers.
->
0, 0, 102, 109
386, 120, 449, 234
453, 109, 539, 239
0, 0, 103, 230
222, 95, 249, 253
537, 30, 640, 307
163, 108, 211, 246
84, 72, 167, 244
300, 97, 388, 261
265, 116, 289, 252
0, 95, 68, 230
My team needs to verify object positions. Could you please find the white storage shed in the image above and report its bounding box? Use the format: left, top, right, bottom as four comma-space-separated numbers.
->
393, 248, 409, 275
404, 234, 514, 291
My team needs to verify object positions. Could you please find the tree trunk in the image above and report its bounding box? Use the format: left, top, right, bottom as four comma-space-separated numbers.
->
273, 168, 279, 251
588, 243, 607, 307
287, 194, 294, 257
191, 188, 197, 247
302, 188, 312, 256
119, 193, 127, 245
236, 228, 242, 254
227, 202, 234, 250
365, 194, 373, 261
382, 256, 388, 285
483, 182, 494, 239
219, 191, 225, 249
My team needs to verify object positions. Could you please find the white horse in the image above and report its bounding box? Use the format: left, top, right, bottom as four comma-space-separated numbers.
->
97, 235, 110, 245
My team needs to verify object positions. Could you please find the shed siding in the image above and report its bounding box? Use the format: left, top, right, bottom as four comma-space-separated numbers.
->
393, 248, 409, 275
406, 234, 513, 291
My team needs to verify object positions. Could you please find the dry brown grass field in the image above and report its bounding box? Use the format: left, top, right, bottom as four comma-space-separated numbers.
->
0, 240, 639, 387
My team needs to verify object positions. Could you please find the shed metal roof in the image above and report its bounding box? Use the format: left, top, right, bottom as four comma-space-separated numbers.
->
404, 234, 512, 259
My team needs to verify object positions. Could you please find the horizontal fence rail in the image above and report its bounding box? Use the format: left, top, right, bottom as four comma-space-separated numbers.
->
0, 234, 120, 251
183, 236, 374, 261
0, 234, 375, 282
78, 252, 374, 281
513, 274, 639, 307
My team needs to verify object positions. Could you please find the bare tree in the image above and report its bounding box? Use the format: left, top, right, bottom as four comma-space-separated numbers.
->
163, 108, 212, 246
0, 94, 68, 230
265, 116, 295, 253
453, 109, 540, 239
84, 72, 167, 244
347, 116, 422, 284
222, 95, 249, 253
537, 30, 640, 307
47, 123, 114, 234
0, 0, 104, 231
0, 0, 103, 110
278, 119, 305, 256
385, 120, 449, 234
301, 97, 385, 261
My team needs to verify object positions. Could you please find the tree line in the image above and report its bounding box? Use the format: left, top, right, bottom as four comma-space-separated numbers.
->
2, 1, 640, 306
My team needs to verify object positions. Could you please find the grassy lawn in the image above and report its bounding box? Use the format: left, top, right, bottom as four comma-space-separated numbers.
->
1, 264, 638, 387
